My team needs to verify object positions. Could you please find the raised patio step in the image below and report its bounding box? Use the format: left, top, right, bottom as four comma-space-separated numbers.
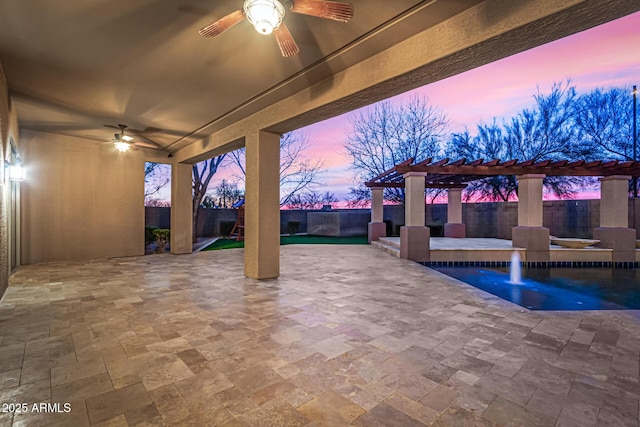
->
371, 239, 400, 257
378, 237, 400, 248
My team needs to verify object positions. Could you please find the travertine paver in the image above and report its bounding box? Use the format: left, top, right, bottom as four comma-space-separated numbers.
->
1, 245, 639, 426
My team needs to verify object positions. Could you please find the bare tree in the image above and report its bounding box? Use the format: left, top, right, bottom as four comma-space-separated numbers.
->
229, 131, 323, 206
346, 187, 370, 208
214, 179, 243, 208
321, 191, 338, 207
302, 190, 324, 209
286, 194, 304, 210
344, 96, 449, 203
192, 156, 226, 242
145, 198, 170, 207
144, 162, 170, 205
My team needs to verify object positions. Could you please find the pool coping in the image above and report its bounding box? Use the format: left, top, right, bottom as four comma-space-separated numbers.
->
421, 261, 640, 269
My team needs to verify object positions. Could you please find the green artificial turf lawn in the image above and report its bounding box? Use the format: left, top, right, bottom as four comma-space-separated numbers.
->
203, 235, 368, 251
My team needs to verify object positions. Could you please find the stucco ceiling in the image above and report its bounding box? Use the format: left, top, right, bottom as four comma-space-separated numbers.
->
0, 0, 488, 153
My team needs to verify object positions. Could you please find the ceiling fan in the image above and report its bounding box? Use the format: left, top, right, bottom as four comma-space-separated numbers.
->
105, 124, 161, 152
199, 0, 354, 57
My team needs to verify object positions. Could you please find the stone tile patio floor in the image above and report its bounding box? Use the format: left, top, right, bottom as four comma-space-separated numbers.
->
1, 245, 639, 426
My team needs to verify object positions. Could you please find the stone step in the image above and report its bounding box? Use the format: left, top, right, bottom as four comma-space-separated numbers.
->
371, 240, 400, 257
378, 237, 400, 249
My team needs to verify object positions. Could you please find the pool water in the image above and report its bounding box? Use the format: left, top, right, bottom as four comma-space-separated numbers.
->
430, 266, 640, 310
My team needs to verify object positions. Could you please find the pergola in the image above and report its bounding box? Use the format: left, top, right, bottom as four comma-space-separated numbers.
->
365, 158, 640, 262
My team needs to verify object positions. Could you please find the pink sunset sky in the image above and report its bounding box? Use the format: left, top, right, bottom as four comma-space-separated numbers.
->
157, 11, 640, 203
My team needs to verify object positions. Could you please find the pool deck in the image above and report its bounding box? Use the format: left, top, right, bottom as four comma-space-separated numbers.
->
2, 245, 640, 426
372, 237, 628, 263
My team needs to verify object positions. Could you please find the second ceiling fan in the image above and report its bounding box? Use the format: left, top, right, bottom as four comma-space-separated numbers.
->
199, 0, 354, 57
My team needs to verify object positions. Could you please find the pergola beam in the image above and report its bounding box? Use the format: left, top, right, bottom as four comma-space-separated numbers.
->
365, 158, 640, 189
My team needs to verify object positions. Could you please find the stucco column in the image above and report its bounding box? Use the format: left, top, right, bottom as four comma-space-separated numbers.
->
244, 130, 280, 279
599, 175, 630, 227
444, 187, 466, 238
368, 187, 386, 243
400, 172, 429, 261
404, 172, 426, 226
170, 162, 193, 254
517, 174, 544, 227
593, 175, 635, 262
512, 174, 549, 261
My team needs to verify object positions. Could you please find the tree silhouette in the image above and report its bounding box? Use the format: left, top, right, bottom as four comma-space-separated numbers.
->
344, 96, 448, 203
192, 156, 226, 242
229, 131, 323, 206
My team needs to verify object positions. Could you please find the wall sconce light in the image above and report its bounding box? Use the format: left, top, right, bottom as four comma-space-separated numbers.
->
5, 160, 26, 182
243, 0, 285, 35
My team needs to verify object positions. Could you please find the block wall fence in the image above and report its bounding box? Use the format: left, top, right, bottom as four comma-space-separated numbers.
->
146, 198, 640, 240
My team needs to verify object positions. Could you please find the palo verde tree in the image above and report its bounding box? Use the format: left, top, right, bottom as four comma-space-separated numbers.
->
446, 81, 586, 201
228, 130, 323, 206
344, 96, 449, 203
575, 85, 638, 160
192, 156, 226, 243
446, 122, 518, 201
575, 85, 640, 195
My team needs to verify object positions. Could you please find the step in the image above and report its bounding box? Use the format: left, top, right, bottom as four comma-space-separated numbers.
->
378, 237, 400, 249
371, 240, 400, 257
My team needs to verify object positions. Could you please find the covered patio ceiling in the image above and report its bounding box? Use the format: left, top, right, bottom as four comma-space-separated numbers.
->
1, 1, 639, 159
0, 0, 484, 152
365, 158, 640, 189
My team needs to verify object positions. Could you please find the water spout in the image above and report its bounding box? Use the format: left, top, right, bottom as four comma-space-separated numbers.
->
509, 251, 522, 284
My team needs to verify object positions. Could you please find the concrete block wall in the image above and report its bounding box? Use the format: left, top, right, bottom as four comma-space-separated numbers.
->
146, 198, 640, 241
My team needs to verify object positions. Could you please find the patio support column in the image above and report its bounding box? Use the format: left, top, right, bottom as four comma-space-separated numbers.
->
244, 130, 280, 279
400, 172, 430, 261
444, 187, 466, 238
368, 187, 386, 243
170, 162, 193, 254
594, 175, 636, 262
512, 174, 549, 261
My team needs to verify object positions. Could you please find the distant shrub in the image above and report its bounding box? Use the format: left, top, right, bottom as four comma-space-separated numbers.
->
220, 221, 236, 237
145, 225, 159, 245
287, 221, 300, 236
153, 229, 170, 253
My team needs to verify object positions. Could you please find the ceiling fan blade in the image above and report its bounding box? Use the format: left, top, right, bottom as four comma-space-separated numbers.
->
132, 135, 160, 149
274, 23, 300, 57
199, 9, 245, 37
290, 0, 353, 22
133, 141, 159, 149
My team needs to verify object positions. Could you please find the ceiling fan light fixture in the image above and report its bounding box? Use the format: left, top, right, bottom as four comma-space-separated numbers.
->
121, 134, 134, 142
114, 142, 131, 152
243, 0, 285, 35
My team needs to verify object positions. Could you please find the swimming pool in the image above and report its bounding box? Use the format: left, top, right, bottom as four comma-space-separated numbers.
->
430, 265, 640, 310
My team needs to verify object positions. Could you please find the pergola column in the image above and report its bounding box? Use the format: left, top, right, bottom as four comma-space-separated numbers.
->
511, 174, 549, 261
400, 172, 430, 261
170, 163, 193, 254
593, 175, 636, 262
368, 187, 386, 243
244, 130, 280, 279
444, 187, 466, 238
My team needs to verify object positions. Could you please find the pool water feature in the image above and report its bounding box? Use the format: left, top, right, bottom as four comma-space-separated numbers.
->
430, 265, 640, 310
509, 251, 522, 284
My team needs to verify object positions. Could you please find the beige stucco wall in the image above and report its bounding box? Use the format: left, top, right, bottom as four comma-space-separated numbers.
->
20, 130, 145, 264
